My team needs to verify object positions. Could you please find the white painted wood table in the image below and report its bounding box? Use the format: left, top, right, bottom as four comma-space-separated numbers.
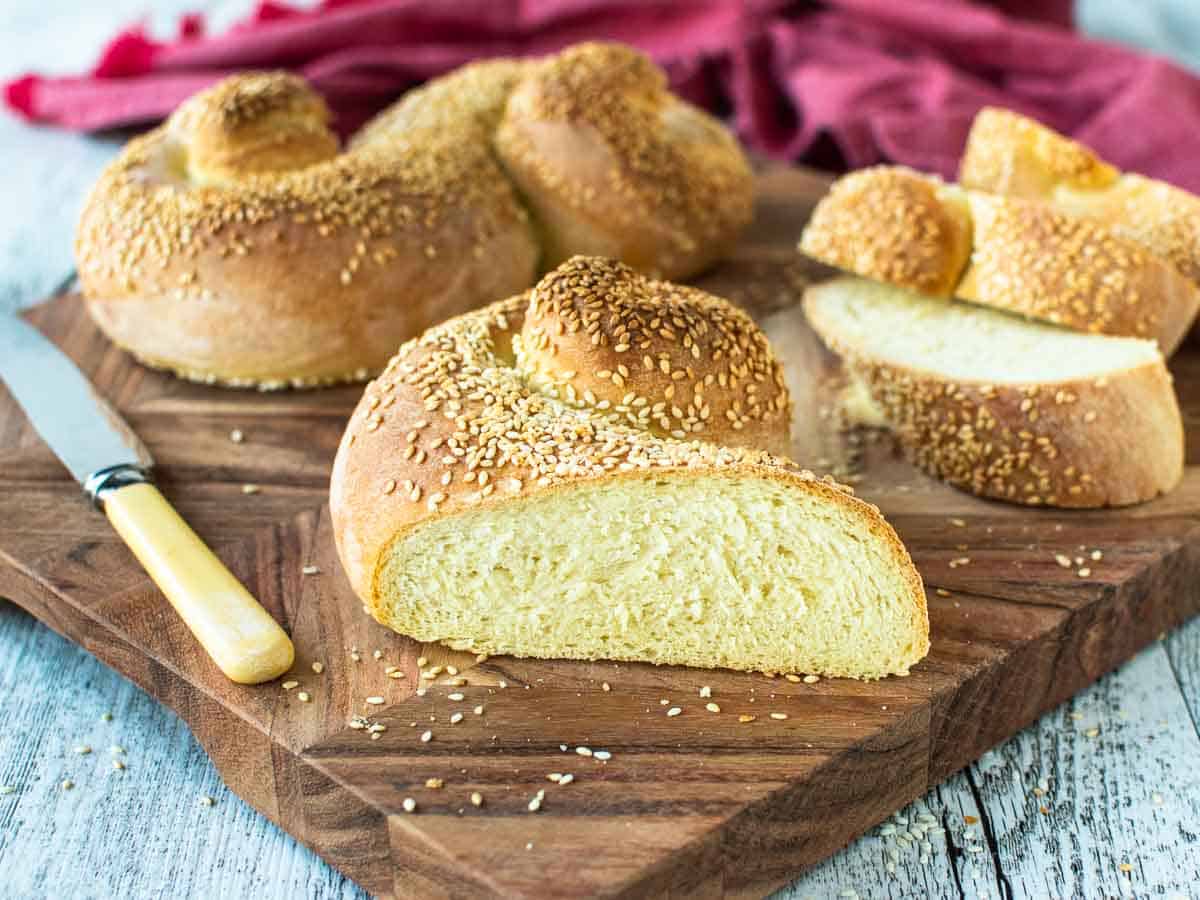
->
0, 2, 1198, 898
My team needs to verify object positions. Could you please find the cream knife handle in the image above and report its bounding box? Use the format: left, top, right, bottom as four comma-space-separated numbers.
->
101, 481, 295, 685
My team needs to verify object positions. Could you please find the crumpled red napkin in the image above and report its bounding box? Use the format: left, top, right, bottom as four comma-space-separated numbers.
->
7, 0, 1200, 192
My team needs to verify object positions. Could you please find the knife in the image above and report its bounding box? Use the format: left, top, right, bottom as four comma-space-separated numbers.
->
0, 313, 295, 685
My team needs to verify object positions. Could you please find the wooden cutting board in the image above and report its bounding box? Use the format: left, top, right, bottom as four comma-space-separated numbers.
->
1, 165, 1198, 899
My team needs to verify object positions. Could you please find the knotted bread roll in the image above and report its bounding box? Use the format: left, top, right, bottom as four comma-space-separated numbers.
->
75, 43, 754, 389
330, 257, 929, 678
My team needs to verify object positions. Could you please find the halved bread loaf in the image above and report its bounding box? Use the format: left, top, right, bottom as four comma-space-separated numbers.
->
331, 257, 929, 678
799, 166, 1200, 354
960, 107, 1200, 287
805, 277, 1184, 508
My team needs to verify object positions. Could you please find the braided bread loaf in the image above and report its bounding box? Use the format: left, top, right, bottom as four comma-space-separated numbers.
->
75, 43, 754, 389
330, 257, 929, 678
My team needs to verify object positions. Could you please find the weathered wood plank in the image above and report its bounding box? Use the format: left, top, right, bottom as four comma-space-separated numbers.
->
0, 600, 365, 899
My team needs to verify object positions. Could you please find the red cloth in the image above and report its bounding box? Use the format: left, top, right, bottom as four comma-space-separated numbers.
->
7, 0, 1200, 192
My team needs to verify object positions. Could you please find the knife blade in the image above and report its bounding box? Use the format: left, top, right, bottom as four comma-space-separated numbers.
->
0, 313, 294, 685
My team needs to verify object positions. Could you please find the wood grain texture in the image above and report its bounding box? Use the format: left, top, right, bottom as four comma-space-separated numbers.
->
2, 165, 1200, 898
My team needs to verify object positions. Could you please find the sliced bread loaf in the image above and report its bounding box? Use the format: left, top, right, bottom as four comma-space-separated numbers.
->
331, 258, 929, 678
960, 107, 1200, 288
799, 166, 1200, 354
804, 276, 1184, 508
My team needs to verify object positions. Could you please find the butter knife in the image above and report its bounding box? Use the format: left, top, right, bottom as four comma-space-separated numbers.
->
0, 313, 295, 684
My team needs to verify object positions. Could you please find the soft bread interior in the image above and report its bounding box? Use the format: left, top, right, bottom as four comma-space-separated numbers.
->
810, 277, 1161, 383
375, 472, 926, 679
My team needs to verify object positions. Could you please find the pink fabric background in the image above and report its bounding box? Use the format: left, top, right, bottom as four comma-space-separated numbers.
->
6, 0, 1198, 190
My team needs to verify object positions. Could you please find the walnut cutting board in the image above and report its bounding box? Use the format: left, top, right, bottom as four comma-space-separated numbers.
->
2, 165, 1198, 899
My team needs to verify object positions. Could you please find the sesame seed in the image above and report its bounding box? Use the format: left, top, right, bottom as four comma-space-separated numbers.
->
417, 656, 428, 667
241, 484, 260, 495
282, 681, 299, 690
301, 565, 320, 575
473, 705, 484, 715
1078, 567, 1092, 577
705, 703, 721, 713
448, 692, 465, 701
738, 715, 756, 723
470, 792, 484, 807
74, 745, 92, 755
312, 662, 325, 674
420, 730, 433, 743
61, 780, 74, 791
593, 750, 612, 761
425, 778, 444, 789
450, 713, 464, 725
935, 588, 950, 597
528, 789, 545, 812
770, 712, 789, 720
699, 685, 712, 698
402, 797, 417, 813
229, 429, 244, 443
803, 675, 820, 684
199, 795, 214, 807
666, 707, 683, 717
1055, 554, 1072, 568
575, 746, 593, 757
297, 691, 311, 703
366, 696, 385, 705
601, 682, 611, 692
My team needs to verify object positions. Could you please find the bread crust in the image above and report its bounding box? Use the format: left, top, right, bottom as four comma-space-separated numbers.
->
805, 279, 1185, 508
77, 45, 754, 388
798, 166, 972, 297
959, 193, 1199, 354
76, 73, 540, 387
330, 262, 928, 672
515, 258, 792, 456
800, 166, 1200, 354
494, 43, 754, 280
960, 107, 1200, 289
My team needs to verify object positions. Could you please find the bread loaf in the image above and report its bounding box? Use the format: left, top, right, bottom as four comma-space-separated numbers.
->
960, 107, 1200, 288
76, 44, 754, 389
805, 277, 1184, 508
799, 166, 1200, 354
330, 257, 929, 678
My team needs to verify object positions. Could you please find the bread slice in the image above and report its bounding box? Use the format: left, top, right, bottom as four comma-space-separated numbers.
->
331, 259, 929, 678
804, 277, 1184, 508
960, 107, 1200, 287
799, 166, 1200, 354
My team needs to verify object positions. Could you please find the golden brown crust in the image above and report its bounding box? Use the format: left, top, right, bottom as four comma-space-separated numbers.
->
329, 260, 924, 641
799, 166, 972, 297
516, 257, 791, 455
960, 107, 1200, 289
351, 59, 531, 148
959, 107, 1119, 196
169, 73, 341, 183
799, 166, 1200, 353
804, 280, 1185, 508
959, 193, 1200, 353
494, 42, 755, 280
77, 48, 754, 387
76, 103, 539, 386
